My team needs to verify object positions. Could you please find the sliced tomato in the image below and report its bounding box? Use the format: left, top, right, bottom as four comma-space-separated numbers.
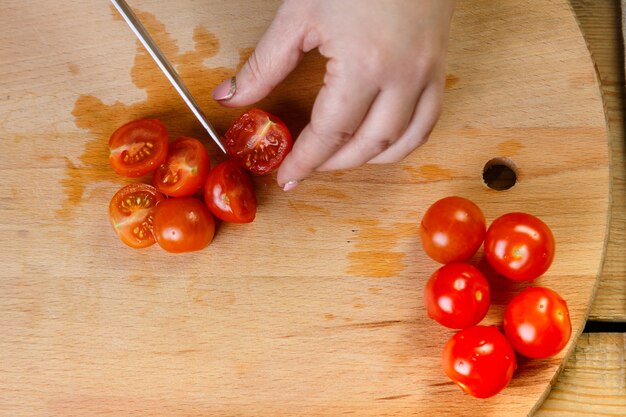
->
108, 183, 164, 248
152, 197, 215, 253
204, 159, 257, 223
109, 118, 169, 177
224, 108, 293, 174
153, 136, 210, 197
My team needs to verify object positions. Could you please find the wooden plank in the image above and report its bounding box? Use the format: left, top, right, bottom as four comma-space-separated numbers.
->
569, 0, 626, 321
535, 333, 626, 416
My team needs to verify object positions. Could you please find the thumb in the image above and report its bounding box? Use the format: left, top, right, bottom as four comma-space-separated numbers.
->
213, 8, 309, 107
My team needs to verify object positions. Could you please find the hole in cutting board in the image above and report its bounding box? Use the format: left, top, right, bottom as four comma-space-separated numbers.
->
483, 157, 518, 190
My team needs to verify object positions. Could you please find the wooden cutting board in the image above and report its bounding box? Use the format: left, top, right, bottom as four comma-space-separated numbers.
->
0, 0, 610, 415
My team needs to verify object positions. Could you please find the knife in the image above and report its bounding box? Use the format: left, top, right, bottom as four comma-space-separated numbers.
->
110, 0, 227, 154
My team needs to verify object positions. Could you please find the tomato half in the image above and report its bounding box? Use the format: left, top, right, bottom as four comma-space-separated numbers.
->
109, 118, 169, 177
420, 196, 486, 264
204, 159, 257, 223
503, 286, 571, 358
484, 212, 555, 281
224, 108, 293, 174
108, 183, 164, 248
152, 198, 215, 253
153, 136, 210, 197
424, 263, 491, 329
442, 325, 517, 399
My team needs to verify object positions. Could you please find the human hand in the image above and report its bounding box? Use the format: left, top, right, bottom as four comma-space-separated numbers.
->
212, 0, 456, 190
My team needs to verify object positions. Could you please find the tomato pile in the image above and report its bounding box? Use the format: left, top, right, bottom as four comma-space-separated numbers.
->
420, 196, 571, 398
107, 109, 292, 253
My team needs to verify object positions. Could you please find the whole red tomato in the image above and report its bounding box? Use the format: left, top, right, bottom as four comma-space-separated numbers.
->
224, 108, 292, 174
108, 118, 169, 177
153, 136, 210, 197
204, 159, 257, 223
503, 286, 571, 358
424, 263, 491, 329
484, 212, 555, 281
442, 325, 517, 399
420, 196, 486, 264
152, 198, 215, 253
108, 183, 164, 248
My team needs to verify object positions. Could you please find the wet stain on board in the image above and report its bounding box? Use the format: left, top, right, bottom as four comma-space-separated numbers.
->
346, 219, 419, 278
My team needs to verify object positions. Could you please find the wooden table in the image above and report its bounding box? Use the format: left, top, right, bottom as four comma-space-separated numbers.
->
536, 1, 626, 415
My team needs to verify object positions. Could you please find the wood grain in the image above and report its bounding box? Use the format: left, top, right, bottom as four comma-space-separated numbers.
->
0, 0, 611, 416
570, 0, 626, 322
535, 2, 626, 415
535, 333, 626, 416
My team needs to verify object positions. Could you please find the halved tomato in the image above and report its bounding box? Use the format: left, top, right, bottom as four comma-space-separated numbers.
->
224, 108, 292, 174
204, 159, 257, 223
153, 136, 210, 197
109, 118, 169, 177
108, 183, 164, 248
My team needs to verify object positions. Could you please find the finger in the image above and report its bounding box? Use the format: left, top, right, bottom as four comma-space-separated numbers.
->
212, 6, 311, 106
317, 87, 420, 171
368, 83, 443, 164
276, 67, 379, 188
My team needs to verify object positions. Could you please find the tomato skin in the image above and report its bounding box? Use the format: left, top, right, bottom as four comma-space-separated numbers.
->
503, 287, 571, 359
224, 108, 293, 174
204, 159, 257, 223
424, 263, 491, 329
109, 118, 169, 177
420, 196, 486, 264
153, 136, 210, 197
152, 198, 215, 253
442, 325, 517, 399
484, 212, 555, 281
108, 183, 165, 248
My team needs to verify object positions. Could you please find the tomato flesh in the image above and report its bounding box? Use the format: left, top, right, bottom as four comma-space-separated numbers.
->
109, 118, 169, 177
204, 159, 257, 223
420, 196, 486, 264
442, 325, 517, 399
108, 183, 164, 248
152, 198, 215, 253
503, 286, 571, 358
153, 136, 210, 197
484, 212, 555, 281
424, 263, 490, 329
224, 108, 292, 174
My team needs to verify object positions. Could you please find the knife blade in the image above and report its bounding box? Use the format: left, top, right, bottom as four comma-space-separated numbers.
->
110, 0, 227, 154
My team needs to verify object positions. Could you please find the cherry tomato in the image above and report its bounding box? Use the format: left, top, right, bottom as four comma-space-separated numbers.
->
420, 196, 486, 264
503, 287, 571, 358
153, 136, 210, 197
442, 325, 517, 399
204, 159, 257, 223
224, 108, 293, 174
484, 212, 555, 281
152, 198, 215, 253
424, 263, 491, 329
108, 183, 164, 248
109, 118, 169, 177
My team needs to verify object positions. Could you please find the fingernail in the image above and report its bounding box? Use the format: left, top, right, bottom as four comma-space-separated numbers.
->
212, 77, 237, 101
282, 180, 300, 191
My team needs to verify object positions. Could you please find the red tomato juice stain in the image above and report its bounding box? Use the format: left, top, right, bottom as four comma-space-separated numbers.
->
66, 6, 325, 219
